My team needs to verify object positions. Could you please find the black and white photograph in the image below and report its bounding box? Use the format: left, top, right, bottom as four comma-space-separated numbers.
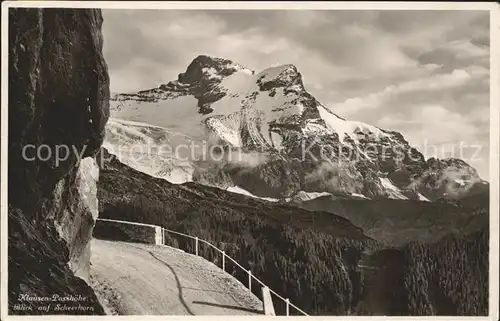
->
2, 1, 499, 318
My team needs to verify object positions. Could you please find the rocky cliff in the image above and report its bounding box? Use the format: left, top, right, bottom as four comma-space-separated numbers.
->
8, 8, 109, 315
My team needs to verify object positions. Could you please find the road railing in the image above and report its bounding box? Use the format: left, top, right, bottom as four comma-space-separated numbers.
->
94, 218, 308, 316
161, 227, 308, 316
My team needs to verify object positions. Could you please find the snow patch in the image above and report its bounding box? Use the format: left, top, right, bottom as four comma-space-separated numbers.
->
286, 191, 332, 202
104, 118, 195, 184
418, 193, 430, 201
299, 191, 332, 201
454, 179, 468, 186
205, 116, 242, 147
225, 186, 279, 202
379, 177, 408, 200
256, 64, 297, 83
317, 105, 389, 143
202, 67, 221, 80
110, 95, 205, 139
351, 193, 370, 199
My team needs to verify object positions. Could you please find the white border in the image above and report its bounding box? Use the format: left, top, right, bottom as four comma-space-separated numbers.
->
1, 1, 499, 321
0, 1, 497, 10
488, 5, 500, 321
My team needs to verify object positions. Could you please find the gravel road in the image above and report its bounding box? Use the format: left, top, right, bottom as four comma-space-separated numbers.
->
89, 238, 263, 315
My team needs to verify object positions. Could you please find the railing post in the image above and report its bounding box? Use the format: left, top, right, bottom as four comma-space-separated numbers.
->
195, 237, 199, 256
261, 286, 276, 316
222, 251, 225, 272
248, 270, 252, 292
285, 298, 290, 316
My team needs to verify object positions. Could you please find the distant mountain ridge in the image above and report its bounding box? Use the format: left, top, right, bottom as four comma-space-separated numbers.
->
108, 55, 488, 201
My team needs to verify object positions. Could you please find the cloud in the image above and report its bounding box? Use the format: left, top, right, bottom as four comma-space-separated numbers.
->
418, 39, 489, 73
329, 69, 474, 116
304, 161, 364, 194
377, 104, 489, 179
378, 105, 477, 144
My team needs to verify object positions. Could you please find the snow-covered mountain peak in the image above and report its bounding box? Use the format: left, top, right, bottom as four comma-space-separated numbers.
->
108, 55, 488, 201
178, 54, 254, 85
256, 64, 304, 90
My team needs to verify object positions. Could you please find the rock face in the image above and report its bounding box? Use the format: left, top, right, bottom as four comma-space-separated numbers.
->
55, 157, 101, 282
109, 55, 488, 201
8, 8, 109, 314
409, 158, 488, 200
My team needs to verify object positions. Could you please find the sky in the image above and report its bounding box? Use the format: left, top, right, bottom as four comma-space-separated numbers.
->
102, 10, 491, 180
